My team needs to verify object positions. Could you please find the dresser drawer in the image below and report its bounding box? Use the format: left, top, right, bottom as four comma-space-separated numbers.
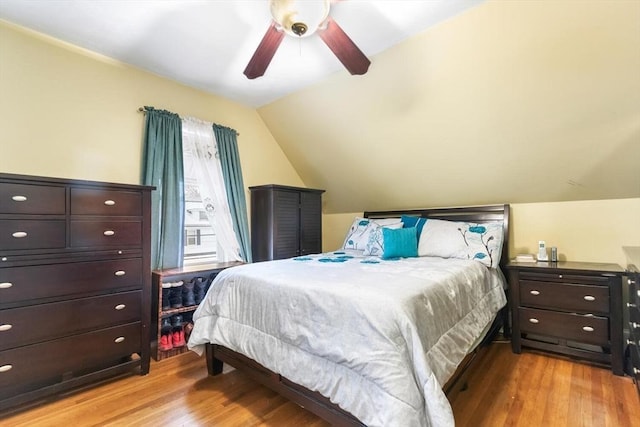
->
520, 280, 609, 314
519, 307, 609, 346
0, 183, 65, 214
70, 220, 142, 248
0, 291, 141, 350
0, 220, 66, 250
71, 188, 142, 216
0, 258, 142, 304
0, 322, 141, 399
630, 341, 640, 386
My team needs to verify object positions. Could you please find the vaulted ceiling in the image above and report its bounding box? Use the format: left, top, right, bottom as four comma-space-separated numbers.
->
1, 0, 638, 214
258, 0, 640, 213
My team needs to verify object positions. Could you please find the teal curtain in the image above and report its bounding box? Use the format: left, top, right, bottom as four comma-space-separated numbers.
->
213, 124, 252, 263
142, 106, 185, 270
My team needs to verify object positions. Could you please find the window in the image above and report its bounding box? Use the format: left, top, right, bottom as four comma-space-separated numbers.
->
183, 175, 218, 265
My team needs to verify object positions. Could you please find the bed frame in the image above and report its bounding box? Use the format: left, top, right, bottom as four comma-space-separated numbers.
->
204, 204, 510, 426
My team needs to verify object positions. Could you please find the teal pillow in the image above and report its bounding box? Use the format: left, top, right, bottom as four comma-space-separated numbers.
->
382, 227, 418, 260
401, 215, 427, 237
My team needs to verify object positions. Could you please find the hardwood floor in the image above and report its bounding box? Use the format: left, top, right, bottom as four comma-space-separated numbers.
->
2, 342, 637, 426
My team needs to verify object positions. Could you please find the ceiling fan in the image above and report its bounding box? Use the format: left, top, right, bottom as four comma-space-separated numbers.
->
244, 0, 371, 79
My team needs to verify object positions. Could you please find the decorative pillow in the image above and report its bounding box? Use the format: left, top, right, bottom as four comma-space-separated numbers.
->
342, 217, 401, 251
382, 227, 418, 260
401, 215, 427, 238
363, 222, 403, 256
417, 219, 504, 268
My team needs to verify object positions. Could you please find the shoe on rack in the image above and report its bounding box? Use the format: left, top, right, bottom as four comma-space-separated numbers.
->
172, 329, 186, 347
159, 333, 173, 351
161, 317, 172, 334
169, 281, 183, 308
171, 314, 183, 329
182, 279, 196, 306
194, 277, 207, 304
161, 282, 172, 310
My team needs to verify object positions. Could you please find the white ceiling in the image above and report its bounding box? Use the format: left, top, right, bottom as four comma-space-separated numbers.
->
0, 0, 484, 107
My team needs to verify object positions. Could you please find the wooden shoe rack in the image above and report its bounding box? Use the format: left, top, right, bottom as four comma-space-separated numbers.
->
151, 261, 242, 361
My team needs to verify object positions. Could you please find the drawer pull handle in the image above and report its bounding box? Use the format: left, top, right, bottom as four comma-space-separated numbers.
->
115, 304, 126, 310
637, 290, 640, 298
114, 336, 125, 343
103, 230, 115, 236
0, 324, 12, 332
0, 282, 13, 289
633, 322, 640, 329
628, 303, 637, 308
529, 290, 540, 296
0, 365, 12, 373
11, 195, 27, 202
635, 368, 640, 375
114, 270, 126, 276
528, 318, 539, 324
583, 295, 596, 301
104, 200, 116, 206
582, 326, 594, 332
12, 231, 27, 238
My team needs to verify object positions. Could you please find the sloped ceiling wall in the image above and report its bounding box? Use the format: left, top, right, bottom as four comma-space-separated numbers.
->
258, 0, 640, 214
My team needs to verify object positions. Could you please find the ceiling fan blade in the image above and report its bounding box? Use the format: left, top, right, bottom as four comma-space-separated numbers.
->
244, 22, 285, 79
318, 16, 370, 75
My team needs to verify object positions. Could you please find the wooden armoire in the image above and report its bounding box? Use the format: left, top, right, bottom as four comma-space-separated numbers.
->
250, 185, 324, 262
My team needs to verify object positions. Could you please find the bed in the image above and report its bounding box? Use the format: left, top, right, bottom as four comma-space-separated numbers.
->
188, 204, 510, 426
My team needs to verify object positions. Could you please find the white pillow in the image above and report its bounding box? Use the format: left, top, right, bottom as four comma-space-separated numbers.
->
363, 222, 404, 256
417, 219, 504, 268
341, 217, 402, 251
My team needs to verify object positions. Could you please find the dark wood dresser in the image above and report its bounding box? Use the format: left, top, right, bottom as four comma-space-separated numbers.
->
627, 265, 640, 393
507, 261, 625, 375
0, 173, 153, 411
250, 184, 324, 262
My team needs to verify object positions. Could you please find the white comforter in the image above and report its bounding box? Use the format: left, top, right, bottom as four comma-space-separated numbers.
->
188, 251, 506, 427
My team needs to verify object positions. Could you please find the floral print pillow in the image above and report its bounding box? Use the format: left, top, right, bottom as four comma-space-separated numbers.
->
417, 219, 504, 268
342, 217, 402, 251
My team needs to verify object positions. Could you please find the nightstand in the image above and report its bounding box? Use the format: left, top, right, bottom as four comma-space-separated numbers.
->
507, 261, 625, 375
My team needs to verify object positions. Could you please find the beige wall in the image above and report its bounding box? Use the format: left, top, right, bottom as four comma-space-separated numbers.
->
0, 21, 304, 195
259, 0, 640, 214
323, 199, 640, 268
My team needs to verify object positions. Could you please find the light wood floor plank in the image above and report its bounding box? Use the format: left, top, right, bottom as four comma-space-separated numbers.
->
1, 343, 637, 426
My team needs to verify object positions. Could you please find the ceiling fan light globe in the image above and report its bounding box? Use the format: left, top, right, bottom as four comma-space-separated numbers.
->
270, 0, 330, 38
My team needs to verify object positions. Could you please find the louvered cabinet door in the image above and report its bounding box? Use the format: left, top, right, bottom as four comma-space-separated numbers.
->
250, 185, 324, 262
272, 190, 300, 260
299, 191, 322, 256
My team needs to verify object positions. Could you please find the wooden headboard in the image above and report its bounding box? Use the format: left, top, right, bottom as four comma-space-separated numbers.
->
364, 204, 510, 271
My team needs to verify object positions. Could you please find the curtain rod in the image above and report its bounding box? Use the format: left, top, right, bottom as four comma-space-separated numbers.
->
138, 107, 239, 136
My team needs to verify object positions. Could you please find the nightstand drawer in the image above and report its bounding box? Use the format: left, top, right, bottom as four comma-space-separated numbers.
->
519, 307, 609, 346
520, 280, 609, 314
0, 291, 141, 350
520, 272, 610, 285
